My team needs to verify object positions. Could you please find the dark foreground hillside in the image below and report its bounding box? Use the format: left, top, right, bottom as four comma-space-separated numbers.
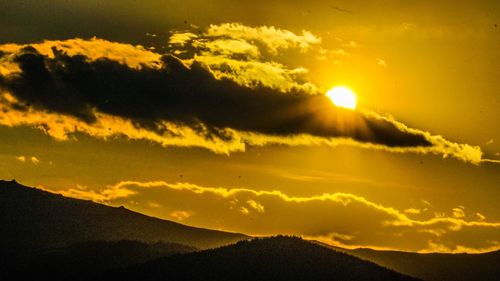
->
0, 179, 247, 255
2, 240, 196, 281
107, 236, 420, 281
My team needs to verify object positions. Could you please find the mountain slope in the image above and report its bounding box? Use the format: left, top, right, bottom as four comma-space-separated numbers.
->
313, 240, 500, 281
108, 236, 420, 281
349, 248, 500, 281
0, 179, 247, 255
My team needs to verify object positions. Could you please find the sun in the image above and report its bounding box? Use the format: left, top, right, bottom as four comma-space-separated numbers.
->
326, 86, 357, 110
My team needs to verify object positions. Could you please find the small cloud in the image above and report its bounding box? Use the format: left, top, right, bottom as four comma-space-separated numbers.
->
401, 23, 417, 31
168, 32, 198, 46
173, 50, 187, 55
330, 232, 355, 241
316, 47, 328, 60
476, 212, 486, 221
434, 212, 446, 218
300, 10, 311, 16
147, 202, 162, 208
45, 183, 137, 203
169, 210, 192, 221
15, 156, 26, 162
486, 139, 494, 145
452, 206, 466, 218
377, 58, 387, 67
418, 228, 446, 237
423, 240, 500, 254
247, 200, 265, 213
331, 49, 349, 56
342, 41, 360, 48
404, 208, 421, 215
239, 206, 250, 215
30, 156, 40, 164
308, 232, 355, 246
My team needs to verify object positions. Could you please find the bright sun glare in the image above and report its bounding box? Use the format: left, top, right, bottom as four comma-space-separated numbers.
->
326, 86, 357, 110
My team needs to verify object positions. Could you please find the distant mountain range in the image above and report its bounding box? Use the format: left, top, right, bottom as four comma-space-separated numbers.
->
313, 239, 500, 281
1, 179, 499, 281
347, 247, 500, 281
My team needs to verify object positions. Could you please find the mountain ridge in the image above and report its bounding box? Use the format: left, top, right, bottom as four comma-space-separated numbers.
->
106, 236, 421, 281
312, 240, 500, 281
0, 179, 248, 254
3, 179, 499, 281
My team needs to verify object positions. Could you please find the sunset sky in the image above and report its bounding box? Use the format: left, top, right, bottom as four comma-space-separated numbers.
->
0, 0, 499, 253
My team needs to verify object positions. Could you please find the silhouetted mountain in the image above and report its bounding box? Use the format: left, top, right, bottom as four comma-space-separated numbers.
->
0, 179, 247, 256
3, 240, 197, 281
107, 236, 420, 281
3, 179, 496, 281
349, 248, 500, 281
313, 240, 500, 281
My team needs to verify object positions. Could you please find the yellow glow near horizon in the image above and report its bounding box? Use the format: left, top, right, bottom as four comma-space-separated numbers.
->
326, 86, 357, 110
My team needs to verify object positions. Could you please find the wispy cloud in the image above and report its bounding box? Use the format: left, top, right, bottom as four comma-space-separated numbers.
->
377, 58, 387, 67
169, 210, 192, 221
169, 23, 320, 93
15, 156, 26, 162
43, 180, 500, 253
30, 156, 40, 164
204, 23, 321, 54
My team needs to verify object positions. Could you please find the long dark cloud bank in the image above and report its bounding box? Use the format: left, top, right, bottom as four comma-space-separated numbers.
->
0, 32, 487, 163
1, 46, 430, 148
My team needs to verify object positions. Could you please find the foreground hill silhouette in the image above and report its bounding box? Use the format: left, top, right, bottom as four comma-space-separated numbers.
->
107, 236, 420, 281
0, 179, 247, 255
3, 240, 196, 281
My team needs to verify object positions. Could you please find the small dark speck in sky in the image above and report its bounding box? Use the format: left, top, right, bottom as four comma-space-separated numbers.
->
330, 6, 353, 14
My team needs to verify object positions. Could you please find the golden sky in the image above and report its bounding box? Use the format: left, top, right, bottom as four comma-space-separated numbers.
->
0, 0, 499, 253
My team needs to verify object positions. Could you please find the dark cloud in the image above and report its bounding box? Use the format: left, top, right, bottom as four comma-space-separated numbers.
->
0, 46, 431, 148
